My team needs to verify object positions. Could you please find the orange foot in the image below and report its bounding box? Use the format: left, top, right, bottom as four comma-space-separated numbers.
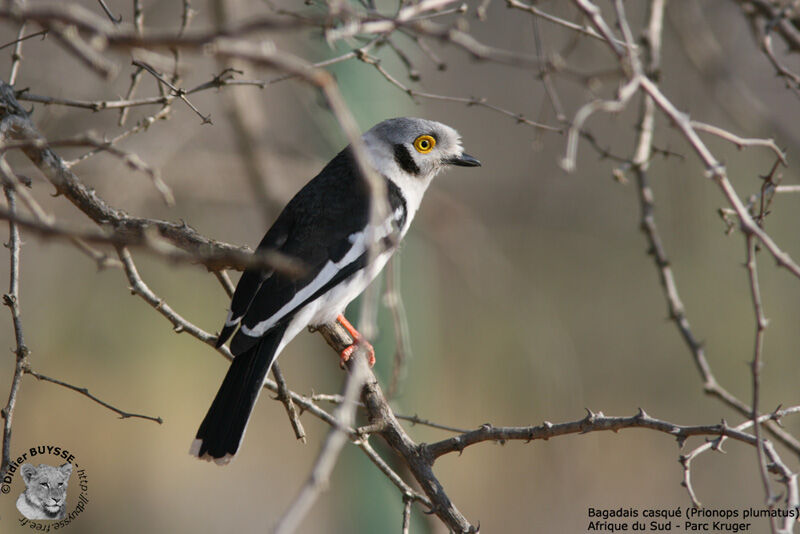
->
337, 314, 376, 367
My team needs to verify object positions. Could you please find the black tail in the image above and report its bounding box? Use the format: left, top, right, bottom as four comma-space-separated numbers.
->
191, 324, 287, 464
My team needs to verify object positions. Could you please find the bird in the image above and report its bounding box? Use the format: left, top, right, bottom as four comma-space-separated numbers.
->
190, 117, 480, 464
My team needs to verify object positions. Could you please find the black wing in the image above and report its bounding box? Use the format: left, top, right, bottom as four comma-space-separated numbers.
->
217, 149, 406, 356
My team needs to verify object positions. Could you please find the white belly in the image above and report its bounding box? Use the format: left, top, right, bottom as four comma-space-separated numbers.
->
273, 249, 394, 356
308, 248, 393, 326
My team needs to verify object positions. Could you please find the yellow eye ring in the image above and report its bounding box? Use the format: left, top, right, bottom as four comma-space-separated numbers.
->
413, 135, 436, 154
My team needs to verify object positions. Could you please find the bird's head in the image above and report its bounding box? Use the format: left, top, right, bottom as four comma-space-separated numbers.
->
362, 117, 480, 188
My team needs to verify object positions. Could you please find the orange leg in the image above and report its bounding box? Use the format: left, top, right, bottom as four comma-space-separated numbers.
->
337, 314, 376, 367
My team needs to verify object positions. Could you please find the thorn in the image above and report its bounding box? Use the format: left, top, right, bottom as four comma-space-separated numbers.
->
771, 405, 785, 427
525, 429, 534, 443
709, 437, 726, 453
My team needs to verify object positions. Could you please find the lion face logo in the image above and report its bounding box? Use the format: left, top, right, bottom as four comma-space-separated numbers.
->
16, 463, 73, 520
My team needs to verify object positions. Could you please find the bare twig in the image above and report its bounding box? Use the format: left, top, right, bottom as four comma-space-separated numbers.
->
118, 246, 229, 349
402, 496, 412, 534
640, 76, 800, 280
120, 13, 163, 133
356, 439, 432, 508
424, 408, 779, 459
133, 0, 144, 34
763, 440, 800, 534
315, 324, 476, 532
690, 120, 787, 165
68, 235, 122, 269
633, 132, 800, 454
739, 0, 800, 52
532, 14, 566, 122
0, 30, 47, 53
272, 363, 307, 443
19, 91, 170, 111
118, 66, 145, 126
760, 29, 800, 98
0, 187, 28, 479
7, 23, 26, 86
0, 205, 305, 275
2, 133, 174, 206
776, 185, 800, 193
626, 0, 800, 458
0, 156, 52, 224
355, 50, 560, 132
396, 412, 470, 433
745, 234, 774, 516
561, 76, 641, 172
506, 0, 629, 48
26, 368, 162, 423
96, 0, 121, 24
214, 270, 236, 297
311, 393, 472, 433
273, 352, 369, 534
573, 0, 624, 59
680, 406, 800, 509
133, 60, 212, 124
212, 0, 284, 220
70, 106, 172, 166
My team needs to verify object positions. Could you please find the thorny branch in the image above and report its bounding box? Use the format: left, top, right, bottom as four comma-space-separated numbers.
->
578, 0, 798, 527
625, 0, 800, 462
0, 186, 27, 479
746, 234, 774, 516
1, 185, 159, 480
25, 369, 163, 424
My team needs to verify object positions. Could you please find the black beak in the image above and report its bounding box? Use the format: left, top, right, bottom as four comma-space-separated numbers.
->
448, 153, 481, 167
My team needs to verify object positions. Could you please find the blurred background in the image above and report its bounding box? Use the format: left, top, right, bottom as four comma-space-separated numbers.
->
1, 0, 799, 532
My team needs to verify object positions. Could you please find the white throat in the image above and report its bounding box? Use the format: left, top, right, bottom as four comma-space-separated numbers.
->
362, 132, 437, 233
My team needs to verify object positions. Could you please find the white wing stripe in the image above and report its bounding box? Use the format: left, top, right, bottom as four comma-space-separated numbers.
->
240, 231, 366, 338
239, 213, 401, 339
224, 309, 242, 327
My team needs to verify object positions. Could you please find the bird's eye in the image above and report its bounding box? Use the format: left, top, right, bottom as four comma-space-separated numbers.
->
413, 135, 436, 154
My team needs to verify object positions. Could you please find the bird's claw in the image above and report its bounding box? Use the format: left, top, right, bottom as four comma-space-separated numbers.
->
340, 339, 376, 368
